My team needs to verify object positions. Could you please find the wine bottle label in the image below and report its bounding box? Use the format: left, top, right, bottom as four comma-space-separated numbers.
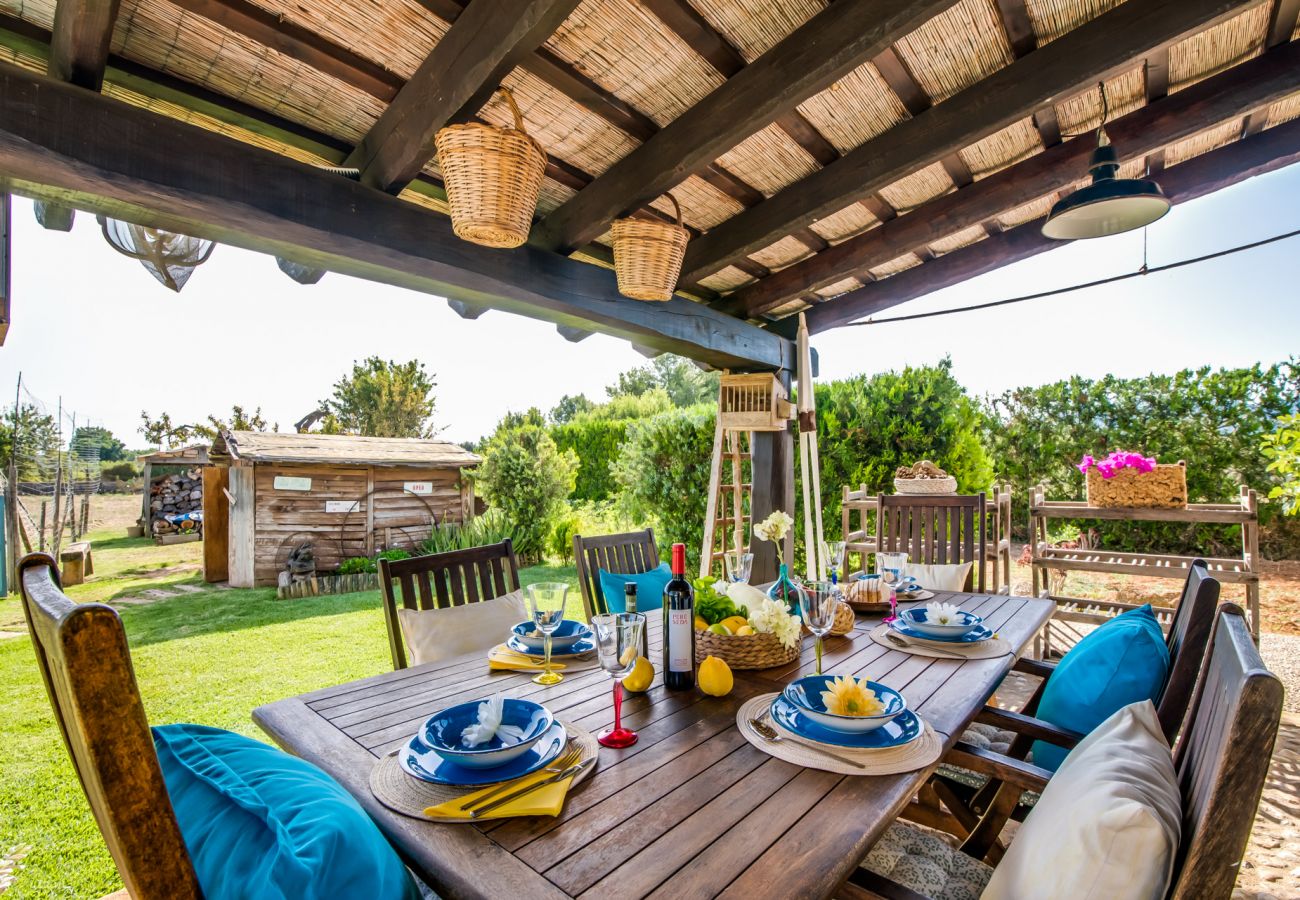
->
667, 608, 692, 672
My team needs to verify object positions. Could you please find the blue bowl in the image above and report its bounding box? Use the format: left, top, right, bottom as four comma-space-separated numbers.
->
899, 607, 983, 638
512, 619, 590, 651
420, 698, 554, 770
782, 674, 907, 734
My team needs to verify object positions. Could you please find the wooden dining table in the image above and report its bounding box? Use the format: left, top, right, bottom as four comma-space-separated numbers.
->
253, 590, 1053, 899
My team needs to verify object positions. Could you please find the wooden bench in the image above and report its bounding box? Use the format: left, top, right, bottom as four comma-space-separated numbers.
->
59, 541, 93, 586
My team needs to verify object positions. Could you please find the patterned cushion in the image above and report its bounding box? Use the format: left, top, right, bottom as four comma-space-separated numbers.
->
862, 823, 993, 900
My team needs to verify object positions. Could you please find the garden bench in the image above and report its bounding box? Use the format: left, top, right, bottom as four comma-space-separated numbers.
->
59, 541, 93, 586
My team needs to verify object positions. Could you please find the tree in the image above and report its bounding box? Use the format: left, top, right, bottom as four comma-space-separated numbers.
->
1263, 414, 1300, 516
476, 421, 577, 563
140, 405, 276, 447
549, 393, 595, 424
0, 404, 61, 480
71, 426, 127, 462
323, 357, 437, 437
607, 356, 718, 407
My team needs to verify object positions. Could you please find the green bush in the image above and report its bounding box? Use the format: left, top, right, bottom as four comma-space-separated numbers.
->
1264, 413, 1300, 516
476, 424, 577, 564
421, 509, 514, 556
986, 360, 1300, 555
549, 513, 581, 564
376, 548, 412, 563
100, 461, 140, 481
338, 556, 375, 575
550, 418, 628, 502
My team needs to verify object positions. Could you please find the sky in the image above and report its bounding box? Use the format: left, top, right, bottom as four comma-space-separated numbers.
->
2, 160, 1298, 448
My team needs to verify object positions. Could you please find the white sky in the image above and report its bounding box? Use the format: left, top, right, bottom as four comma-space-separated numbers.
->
2, 161, 1298, 447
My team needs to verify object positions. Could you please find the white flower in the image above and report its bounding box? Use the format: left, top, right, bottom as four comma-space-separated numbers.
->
460, 695, 528, 747
746, 597, 802, 650
727, 582, 769, 609
754, 510, 794, 544
712, 579, 730, 596
925, 601, 963, 626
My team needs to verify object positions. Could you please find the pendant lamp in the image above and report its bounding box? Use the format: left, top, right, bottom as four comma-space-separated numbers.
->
1042, 83, 1170, 240
98, 216, 215, 292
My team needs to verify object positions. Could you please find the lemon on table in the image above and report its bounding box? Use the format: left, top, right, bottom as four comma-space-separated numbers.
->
698, 655, 733, 696
734, 624, 755, 636
623, 656, 654, 692
707, 623, 732, 636
694, 615, 709, 631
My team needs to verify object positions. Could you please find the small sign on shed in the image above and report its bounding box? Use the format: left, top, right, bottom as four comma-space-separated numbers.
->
273, 476, 312, 491
404, 481, 434, 495
325, 500, 360, 513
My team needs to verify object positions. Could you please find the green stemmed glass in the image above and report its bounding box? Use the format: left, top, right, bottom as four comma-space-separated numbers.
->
525, 582, 569, 685
800, 581, 839, 676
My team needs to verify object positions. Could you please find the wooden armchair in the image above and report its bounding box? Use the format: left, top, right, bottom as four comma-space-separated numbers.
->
574, 528, 660, 619
877, 493, 986, 593
924, 559, 1221, 857
849, 602, 1282, 899
19, 552, 202, 899
378, 539, 521, 670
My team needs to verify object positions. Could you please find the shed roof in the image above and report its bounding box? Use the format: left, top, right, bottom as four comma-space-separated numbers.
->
211, 431, 481, 468
138, 444, 210, 466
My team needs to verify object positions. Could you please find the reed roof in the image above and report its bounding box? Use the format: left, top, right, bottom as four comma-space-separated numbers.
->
211, 431, 481, 468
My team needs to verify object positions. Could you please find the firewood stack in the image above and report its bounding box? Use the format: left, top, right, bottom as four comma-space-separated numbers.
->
150, 468, 203, 536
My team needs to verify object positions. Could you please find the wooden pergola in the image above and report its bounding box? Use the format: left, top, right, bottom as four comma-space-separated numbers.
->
1, 0, 1298, 576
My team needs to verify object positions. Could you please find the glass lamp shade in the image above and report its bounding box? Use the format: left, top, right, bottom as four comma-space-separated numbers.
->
98, 216, 215, 292
1043, 142, 1170, 240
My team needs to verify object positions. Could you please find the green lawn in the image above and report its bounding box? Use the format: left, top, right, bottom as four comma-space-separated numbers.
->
0, 533, 584, 899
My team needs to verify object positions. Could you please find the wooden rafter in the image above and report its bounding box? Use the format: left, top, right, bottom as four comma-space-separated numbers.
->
678, 0, 1255, 286
0, 63, 791, 369
797, 114, 1300, 334
1144, 47, 1171, 174
532, 0, 961, 254
49, 0, 121, 90
1244, 0, 1300, 136
731, 39, 1300, 317
345, 0, 582, 193
991, 0, 1062, 149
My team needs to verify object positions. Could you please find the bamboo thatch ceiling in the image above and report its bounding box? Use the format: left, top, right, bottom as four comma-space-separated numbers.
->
0, 0, 1298, 335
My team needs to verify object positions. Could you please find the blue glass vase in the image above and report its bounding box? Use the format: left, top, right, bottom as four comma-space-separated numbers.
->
766, 563, 807, 618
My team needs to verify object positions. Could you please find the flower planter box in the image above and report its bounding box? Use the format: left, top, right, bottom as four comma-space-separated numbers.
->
276, 571, 380, 600
1086, 461, 1187, 509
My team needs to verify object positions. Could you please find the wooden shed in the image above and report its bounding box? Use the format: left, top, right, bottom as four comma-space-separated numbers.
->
205, 431, 480, 588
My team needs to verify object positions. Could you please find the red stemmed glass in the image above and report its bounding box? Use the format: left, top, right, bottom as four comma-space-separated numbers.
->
592, 613, 645, 748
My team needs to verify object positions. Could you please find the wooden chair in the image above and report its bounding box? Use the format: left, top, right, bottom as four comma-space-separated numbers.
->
573, 528, 660, 619
378, 539, 521, 670
848, 602, 1283, 899
876, 493, 986, 593
18, 552, 203, 899
921, 559, 1222, 857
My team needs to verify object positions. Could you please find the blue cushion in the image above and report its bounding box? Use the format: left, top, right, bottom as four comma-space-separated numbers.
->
598, 562, 672, 613
153, 724, 419, 900
1031, 604, 1170, 771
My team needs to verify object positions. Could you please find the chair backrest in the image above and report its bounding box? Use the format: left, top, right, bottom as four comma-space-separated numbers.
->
876, 493, 986, 592
18, 553, 202, 900
574, 528, 660, 618
1155, 559, 1219, 741
378, 539, 521, 670
1167, 603, 1282, 899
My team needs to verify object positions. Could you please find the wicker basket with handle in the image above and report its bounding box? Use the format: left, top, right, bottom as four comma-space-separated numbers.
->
434, 87, 546, 249
695, 628, 799, 670
611, 194, 689, 301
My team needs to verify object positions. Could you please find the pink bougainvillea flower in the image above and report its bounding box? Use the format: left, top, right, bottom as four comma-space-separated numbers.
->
1096, 461, 1117, 479
1077, 454, 1095, 474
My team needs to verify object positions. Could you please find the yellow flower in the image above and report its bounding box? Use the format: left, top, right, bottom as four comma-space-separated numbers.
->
819, 675, 885, 717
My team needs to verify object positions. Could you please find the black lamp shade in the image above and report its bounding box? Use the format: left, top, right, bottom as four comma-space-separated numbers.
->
1043, 143, 1170, 240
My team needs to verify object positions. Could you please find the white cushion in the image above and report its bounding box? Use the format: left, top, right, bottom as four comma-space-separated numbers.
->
397, 591, 527, 666
982, 700, 1180, 900
904, 562, 972, 592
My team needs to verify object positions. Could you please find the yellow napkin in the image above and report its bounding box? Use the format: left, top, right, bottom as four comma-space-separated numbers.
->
488, 644, 567, 672
423, 769, 581, 820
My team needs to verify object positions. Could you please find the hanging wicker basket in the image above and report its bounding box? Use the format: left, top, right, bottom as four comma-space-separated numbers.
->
434, 88, 546, 249
611, 194, 689, 301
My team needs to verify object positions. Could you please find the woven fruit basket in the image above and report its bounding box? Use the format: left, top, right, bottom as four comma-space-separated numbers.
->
1086, 462, 1187, 508
829, 600, 856, 635
695, 629, 799, 670
894, 460, 956, 494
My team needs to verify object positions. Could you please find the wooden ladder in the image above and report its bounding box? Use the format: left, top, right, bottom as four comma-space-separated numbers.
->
699, 420, 752, 579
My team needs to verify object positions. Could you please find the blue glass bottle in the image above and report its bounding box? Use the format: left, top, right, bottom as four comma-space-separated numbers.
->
766, 563, 807, 618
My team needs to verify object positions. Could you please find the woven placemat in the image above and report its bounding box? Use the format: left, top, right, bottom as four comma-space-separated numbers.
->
488, 644, 602, 672
370, 720, 598, 822
737, 694, 941, 776
869, 624, 1014, 661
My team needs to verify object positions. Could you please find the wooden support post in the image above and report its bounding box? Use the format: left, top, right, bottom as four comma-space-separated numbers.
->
749, 372, 795, 585
140, 460, 152, 534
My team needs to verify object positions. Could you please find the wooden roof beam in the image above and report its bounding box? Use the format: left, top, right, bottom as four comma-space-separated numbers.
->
729, 39, 1300, 316
0, 64, 791, 370
346, 0, 582, 193
1244, 0, 1299, 136
992, 0, 1062, 148
797, 114, 1300, 334
532, 0, 961, 254
678, 0, 1256, 286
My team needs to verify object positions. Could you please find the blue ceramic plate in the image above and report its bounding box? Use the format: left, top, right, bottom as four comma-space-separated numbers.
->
898, 607, 983, 638
511, 619, 592, 651
420, 698, 554, 769
782, 675, 906, 733
506, 635, 596, 657
888, 616, 992, 644
400, 720, 567, 786
769, 694, 922, 749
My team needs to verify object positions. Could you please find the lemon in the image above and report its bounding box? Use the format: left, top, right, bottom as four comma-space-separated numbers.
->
707, 623, 732, 636
719, 615, 749, 634
694, 615, 709, 631
698, 655, 733, 696
623, 656, 654, 692
734, 624, 755, 636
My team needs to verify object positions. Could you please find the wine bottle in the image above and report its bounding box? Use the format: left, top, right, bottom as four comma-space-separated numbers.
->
624, 583, 650, 661
662, 543, 695, 690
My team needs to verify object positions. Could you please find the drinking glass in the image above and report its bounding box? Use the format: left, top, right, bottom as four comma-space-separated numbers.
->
592, 613, 645, 748
800, 582, 839, 676
822, 540, 847, 583
525, 582, 569, 686
724, 550, 754, 585
875, 552, 909, 623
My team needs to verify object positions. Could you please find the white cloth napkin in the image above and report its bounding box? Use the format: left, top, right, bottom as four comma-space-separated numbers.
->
460, 695, 528, 747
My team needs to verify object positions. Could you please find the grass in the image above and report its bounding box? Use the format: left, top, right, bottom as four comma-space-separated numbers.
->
0, 532, 584, 899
